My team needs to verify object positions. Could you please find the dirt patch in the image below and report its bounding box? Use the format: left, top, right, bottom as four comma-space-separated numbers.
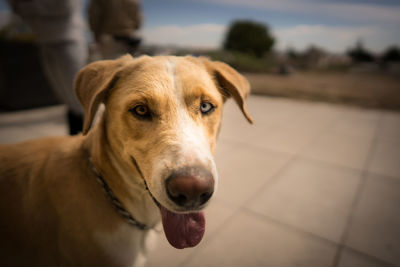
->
246, 72, 400, 110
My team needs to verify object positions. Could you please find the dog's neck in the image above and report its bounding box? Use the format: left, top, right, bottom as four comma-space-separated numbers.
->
83, 118, 160, 228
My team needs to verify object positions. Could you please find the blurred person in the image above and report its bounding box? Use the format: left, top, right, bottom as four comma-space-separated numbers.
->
6, 0, 142, 135
7, 0, 87, 135
89, 0, 142, 59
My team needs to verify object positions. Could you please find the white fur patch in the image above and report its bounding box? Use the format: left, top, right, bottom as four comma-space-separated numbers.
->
95, 225, 159, 267
149, 58, 219, 209
165, 59, 176, 92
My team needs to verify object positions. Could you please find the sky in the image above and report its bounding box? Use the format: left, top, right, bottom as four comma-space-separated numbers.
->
1, 0, 400, 53
140, 0, 400, 53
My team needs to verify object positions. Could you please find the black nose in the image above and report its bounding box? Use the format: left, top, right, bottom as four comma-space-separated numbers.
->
166, 166, 214, 208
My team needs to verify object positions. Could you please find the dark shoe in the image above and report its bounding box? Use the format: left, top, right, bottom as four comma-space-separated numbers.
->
67, 110, 83, 135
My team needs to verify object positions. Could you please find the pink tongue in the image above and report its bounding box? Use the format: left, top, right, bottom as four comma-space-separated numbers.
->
160, 206, 205, 249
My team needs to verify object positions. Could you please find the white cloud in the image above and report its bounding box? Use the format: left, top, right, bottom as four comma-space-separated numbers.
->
275, 24, 400, 52
142, 23, 226, 48
142, 22, 400, 53
199, 0, 400, 24
319, 2, 400, 24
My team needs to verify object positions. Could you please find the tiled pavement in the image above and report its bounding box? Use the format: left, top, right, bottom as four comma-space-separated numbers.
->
0, 96, 399, 267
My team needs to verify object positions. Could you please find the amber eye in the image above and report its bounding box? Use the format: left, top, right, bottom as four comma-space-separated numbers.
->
135, 105, 148, 115
130, 104, 152, 120
200, 102, 215, 115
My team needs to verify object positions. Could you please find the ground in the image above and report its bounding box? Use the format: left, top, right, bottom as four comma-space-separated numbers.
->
0, 96, 399, 267
246, 72, 400, 110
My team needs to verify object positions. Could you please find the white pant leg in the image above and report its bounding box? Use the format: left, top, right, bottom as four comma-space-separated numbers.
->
39, 39, 87, 115
9, 0, 87, 114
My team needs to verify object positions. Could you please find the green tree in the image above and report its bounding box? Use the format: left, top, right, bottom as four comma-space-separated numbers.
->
223, 20, 275, 58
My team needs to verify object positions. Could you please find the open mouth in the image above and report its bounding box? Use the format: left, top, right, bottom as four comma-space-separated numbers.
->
159, 205, 205, 249
145, 191, 205, 249
140, 183, 205, 249
131, 155, 208, 249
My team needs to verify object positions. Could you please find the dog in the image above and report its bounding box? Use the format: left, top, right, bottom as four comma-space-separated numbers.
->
0, 55, 253, 267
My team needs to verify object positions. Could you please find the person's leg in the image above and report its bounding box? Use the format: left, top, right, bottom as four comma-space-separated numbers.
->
9, 0, 87, 135
39, 39, 87, 134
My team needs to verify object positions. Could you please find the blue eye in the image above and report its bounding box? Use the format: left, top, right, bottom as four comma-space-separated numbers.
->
200, 102, 215, 114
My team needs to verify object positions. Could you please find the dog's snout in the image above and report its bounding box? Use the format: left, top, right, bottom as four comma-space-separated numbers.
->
166, 166, 214, 208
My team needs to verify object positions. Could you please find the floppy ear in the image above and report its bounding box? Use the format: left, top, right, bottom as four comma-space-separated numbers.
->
74, 55, 133, 135
201, 58, 253, 124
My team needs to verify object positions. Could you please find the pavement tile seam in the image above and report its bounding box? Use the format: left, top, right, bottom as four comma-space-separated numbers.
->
242, 207, 338, 248
177, 146, 301, 267
177, 205, 245, 267
245, 155, 365, 242
331, 112, 384, 267
292, 114, 344, 156
299, 155, 370, 173
215, 114, 349, 249
365, 170, 400, 182
242, 208, 400, 267
2, 99, 397, 267
177, 143, 305, 267
187, 123, 342, 264
332, 171, 370, 267
239, 153, 299, 208
296, 108, 382, 173
293, 107, 377, 162
168, 201, 242, 267
297, 155, 366, 175
239, 109, 350, 203
367, 127, 400, 178
219, 136, 295, 158
178, 206, 339, 267
342, 172, 400, 266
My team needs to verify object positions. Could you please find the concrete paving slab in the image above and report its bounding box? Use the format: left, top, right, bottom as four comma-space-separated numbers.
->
338, 248, 393, 267
239, 97, 342, 128
368, 137, 400, 179
248, 158, 362, 243
146, 198, 239, 267
379, 111, 400, 140
214, 138, 292, 206
252, 125, 321, 155
30, 120, 68, 137
331, 110, 379, 139
221, 120, 320, 155
219, 115, 274, 149
345, 173, 400, 266
183, 210, 337, 267
301, 131, 374, 170
290, 111, 335, 133
0, 96, 399, 267
0, 105, 67, 143
0, 125, 42, 144
0, 105, 65, 125
220, 98, 339, 155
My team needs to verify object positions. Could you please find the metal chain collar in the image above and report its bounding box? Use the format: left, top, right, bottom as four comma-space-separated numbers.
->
88, 157, 150, 230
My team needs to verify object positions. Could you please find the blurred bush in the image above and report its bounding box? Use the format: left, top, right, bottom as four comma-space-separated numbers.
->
208, 50, 275, 73
347, 40, 375, 63
382, 46, 400, 63
223, 20, 275, 58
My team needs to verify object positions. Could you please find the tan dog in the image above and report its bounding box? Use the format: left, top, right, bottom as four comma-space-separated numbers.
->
0, 55, 252, 267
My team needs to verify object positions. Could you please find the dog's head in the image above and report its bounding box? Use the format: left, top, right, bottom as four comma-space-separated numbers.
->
75, 55, 252, 248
